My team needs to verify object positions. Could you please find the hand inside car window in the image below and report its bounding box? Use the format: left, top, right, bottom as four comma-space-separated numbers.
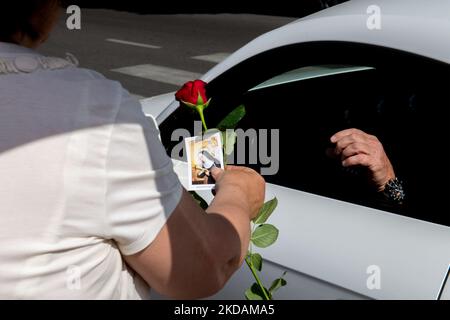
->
327, 128, 405, 205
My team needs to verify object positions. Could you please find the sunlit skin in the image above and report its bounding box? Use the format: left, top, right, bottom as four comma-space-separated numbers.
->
330, 128, 396, 192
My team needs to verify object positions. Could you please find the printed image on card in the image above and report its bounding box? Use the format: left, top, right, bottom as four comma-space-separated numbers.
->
185, 132, 224, 191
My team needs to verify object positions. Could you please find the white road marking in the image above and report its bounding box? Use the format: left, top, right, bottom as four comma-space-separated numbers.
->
111, 64, 202, 86
106, 38, 161, 49
192, 53, 230, 63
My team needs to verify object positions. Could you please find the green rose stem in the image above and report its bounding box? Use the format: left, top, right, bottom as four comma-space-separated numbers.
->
196, 105, 208, 131
246, 224, 271, 300
245, 255, 271, 300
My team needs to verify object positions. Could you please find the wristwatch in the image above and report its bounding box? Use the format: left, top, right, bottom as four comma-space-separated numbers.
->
383, 177, 405, 204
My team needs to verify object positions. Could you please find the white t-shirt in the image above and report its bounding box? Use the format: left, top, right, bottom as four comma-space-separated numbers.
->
0, 42, 183, 299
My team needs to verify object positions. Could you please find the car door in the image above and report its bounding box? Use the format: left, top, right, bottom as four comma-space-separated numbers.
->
156, 42, 450, 300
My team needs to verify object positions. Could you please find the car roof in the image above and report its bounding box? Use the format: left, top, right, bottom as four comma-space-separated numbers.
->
202, 0, 450, 82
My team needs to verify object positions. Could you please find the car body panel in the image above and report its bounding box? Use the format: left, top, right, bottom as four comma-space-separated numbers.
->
140, 92, 175, 118
202, 0, 450, 82
209, 258, 368, 300
172, 160, 450, 299
260, 185, 450, 300
439, 268, 450, 300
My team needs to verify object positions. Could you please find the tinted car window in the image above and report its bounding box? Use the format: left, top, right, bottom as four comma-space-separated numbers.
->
240, 66, 449, 225
160, 42, 450, 226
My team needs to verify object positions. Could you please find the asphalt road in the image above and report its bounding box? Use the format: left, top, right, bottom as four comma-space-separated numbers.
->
38, 9, 295, 98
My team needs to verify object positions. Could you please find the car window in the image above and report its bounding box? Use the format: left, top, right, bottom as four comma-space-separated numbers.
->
249, 65, 374, 91
160, 42, 450, 226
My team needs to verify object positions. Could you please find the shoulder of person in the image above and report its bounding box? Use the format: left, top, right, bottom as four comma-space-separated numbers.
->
65, 67, 130, 101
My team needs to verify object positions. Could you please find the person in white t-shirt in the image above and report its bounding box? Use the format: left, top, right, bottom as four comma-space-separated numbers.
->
0, 0, 265, 299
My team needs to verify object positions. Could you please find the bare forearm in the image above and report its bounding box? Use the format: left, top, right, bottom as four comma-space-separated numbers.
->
125, 189, 249, 299
125, 166, 264, 299
206, 184, 253, 265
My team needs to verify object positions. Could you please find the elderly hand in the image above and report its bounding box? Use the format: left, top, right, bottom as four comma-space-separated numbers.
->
330, 128, 396, 191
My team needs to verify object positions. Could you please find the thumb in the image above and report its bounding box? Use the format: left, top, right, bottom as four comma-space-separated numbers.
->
210, 167, 224, 181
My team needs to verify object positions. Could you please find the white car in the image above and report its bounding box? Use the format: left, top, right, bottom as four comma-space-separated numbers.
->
142, 0, 450, 300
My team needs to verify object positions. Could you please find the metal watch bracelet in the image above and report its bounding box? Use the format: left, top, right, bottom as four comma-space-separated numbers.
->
383, 177, 405, 204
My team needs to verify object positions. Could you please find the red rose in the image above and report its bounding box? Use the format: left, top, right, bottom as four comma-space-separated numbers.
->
175, 80, 208, 106
176, 80, 211, 131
